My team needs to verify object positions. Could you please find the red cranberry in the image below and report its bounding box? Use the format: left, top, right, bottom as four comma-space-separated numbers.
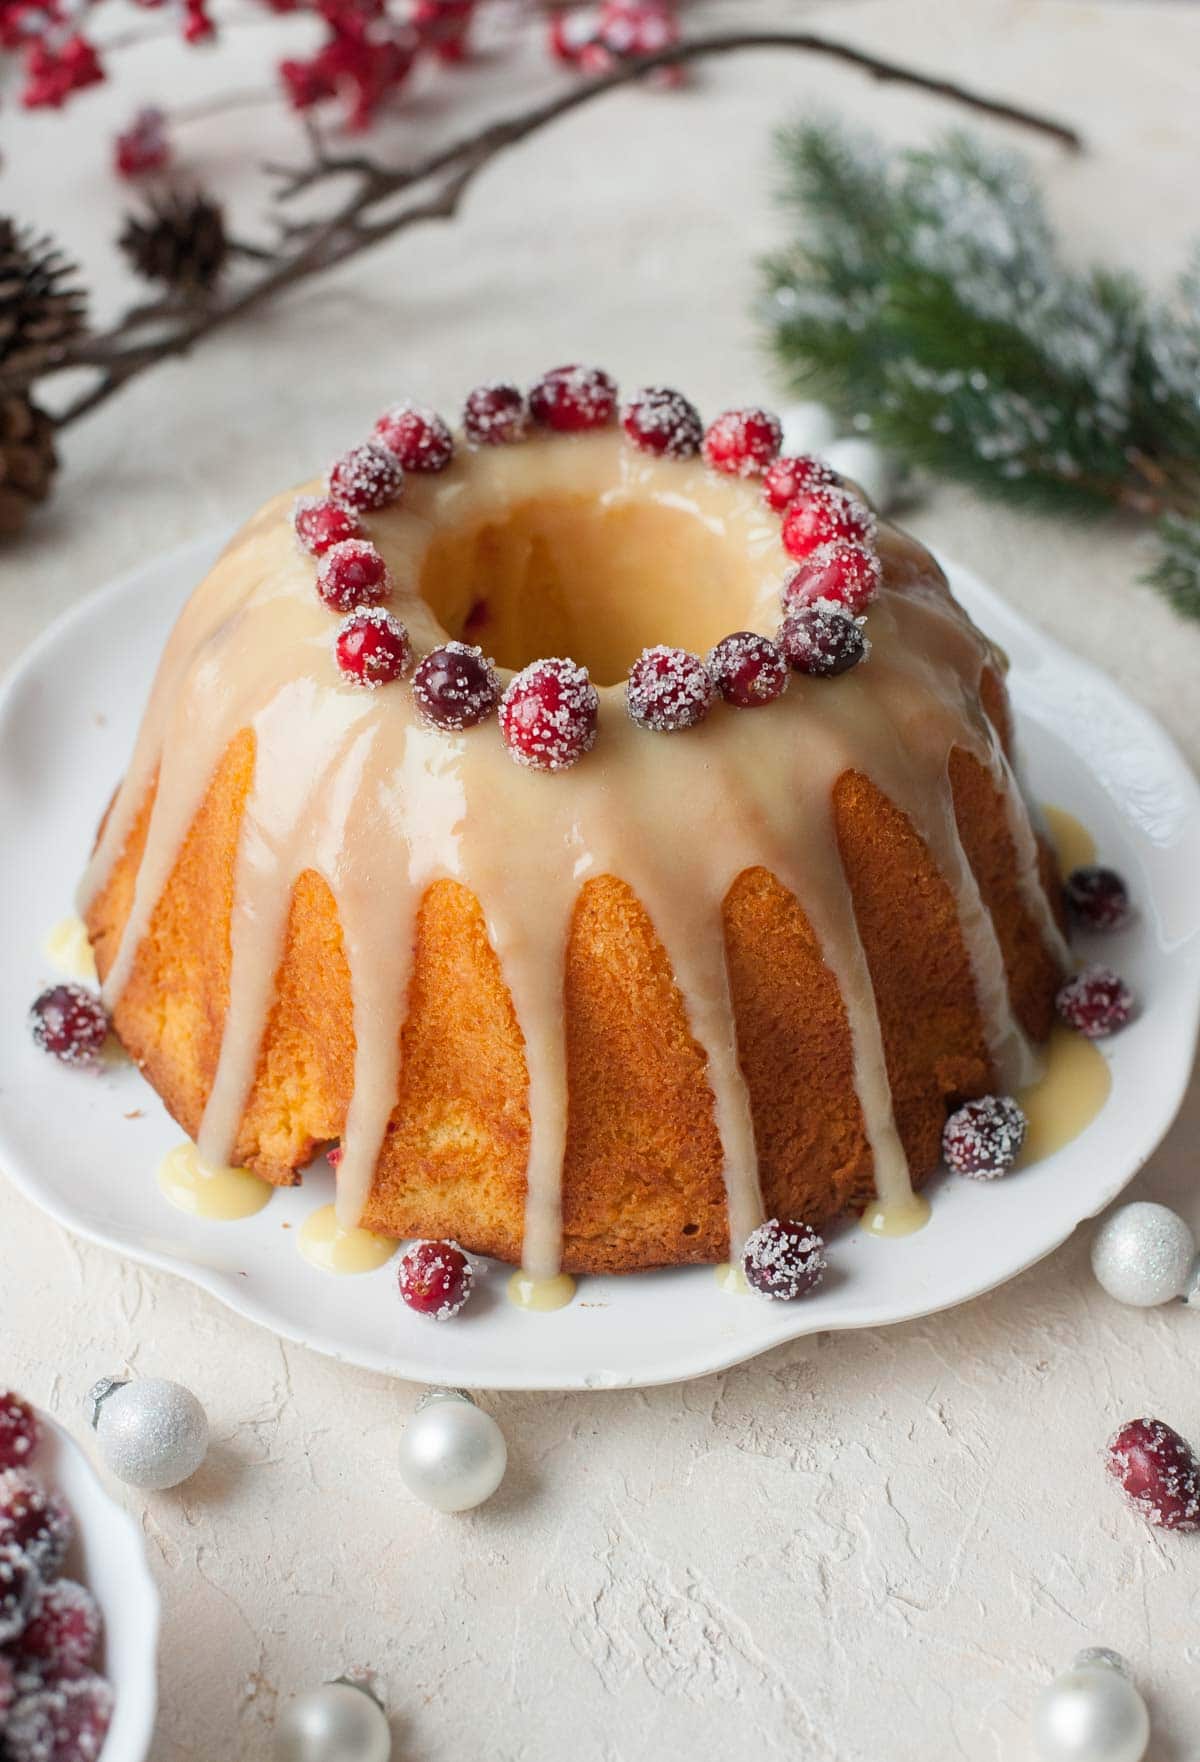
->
1056, 967, 1134, 1038
782, 487, 875, 560
463, 382, 528, 447
701, 407, 782, 478
0, 1545, 39, 1646
621, 387, 703, 459
373, 401, 454, 473
16, 1581, 101, 1678
779, 602, 869, 678
0, 1472, 72, 1579
293, 497, 362, 558
741, 1218, 826, 1301
113, 106, 170, 180
781, 542, 882, 617
706, 632, 789, 708
761, 453, 838, 512
411, 642, 500, 730
398, 1239, 474, 1319
28, 986, 108, 1068
625, 645, 713, 732
1065, 866, 1132, 933
4, 1675, 114, 1762
328, 440, 404, 511
499, 657, 599, 772
0, 1395, 39, 1472
548, 10, 595, 61
528, 365, 618, 433
315, 539, 390, 613
942, 1095, 1026, 1179
334, 609, 412, 688
1106, 1417, 1200, 1532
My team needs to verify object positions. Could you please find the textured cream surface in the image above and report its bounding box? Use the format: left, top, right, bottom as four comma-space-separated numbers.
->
3, 2, 1200, 1758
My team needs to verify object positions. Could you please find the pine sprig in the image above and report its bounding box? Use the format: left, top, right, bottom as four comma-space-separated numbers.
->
764, 121, 1200, 617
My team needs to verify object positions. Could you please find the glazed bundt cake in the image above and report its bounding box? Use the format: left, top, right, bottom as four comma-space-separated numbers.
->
80, 369, 1068, 1276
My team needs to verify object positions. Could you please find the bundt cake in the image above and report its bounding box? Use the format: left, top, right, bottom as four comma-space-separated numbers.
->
79, 370, 1069, 1278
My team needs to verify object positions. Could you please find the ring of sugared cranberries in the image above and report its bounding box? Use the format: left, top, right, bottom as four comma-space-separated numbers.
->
761, 453, 839, 512
779, 601, 869, 678
293, 497, 363, 558
0, 1395, 38, 1472
741, 1218, 826, 1301
334, 609, 412, 688
5, 1675, 114, 1762
626, 645, 714, 732
28, 985, 109, 1067
621, 387, 703, 459
782, 487, 875, 560
705, 632, 790, 708
411, 642, 501, 730
397, 1239, 474, 1319
702, 407, 782, 478
1056, 966, 1134, 1038
463, 382, 528, 446
328, 440, 405, 512
0, 1469, 73, 1577
0, 1543, 39, 1646
499, 657, 599, 771
529, 365, 618, 433
942, 1095, 1027, 1178
373, 401, 454, 473
16, 1578, 102, 1676
315, 539, 391, 613
1064, 866, 1132, 933
781, 542, 882, 617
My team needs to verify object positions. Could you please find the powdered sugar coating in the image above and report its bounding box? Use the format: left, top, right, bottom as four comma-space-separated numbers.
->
621, 387, 703, 459
705, 631, 790, 708
397, 1239, 475, 1320
16, 1580, 101, 1677
463, 382, 528, 446
411, 642, 501, 730
741, 1218, 826, 1301
328, 440, 405, 512
334, 608, 412, 688
0, 1473, 72, 1580
0, 1395, 39, 1472
0, 1543, 39, 1646
373, 401, 455, 473
1056, 966, 1135, 1038
4, 1673, 113, 1762
702, 407, 782, 478
315, 539, 391, 613
1064, 865, 1132, 933
529, 364, 618, 433
625, 645, 713, 731
761, 453, 839, 512
942, 1094, 1027, 1179
782, 486, 876, 560
292, 497, 362, 558
781, 542, 882, 617
779, 599, 870, 678
499, 657, 599, 772
1106, 1417, 1200, 1531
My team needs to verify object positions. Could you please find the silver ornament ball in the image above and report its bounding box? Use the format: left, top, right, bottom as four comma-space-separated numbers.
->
1184, 1252, 1200, 1309
87, 1376, 209, 1490
1033, 1649, 1149, 1762
274, 1682, 391, 1762
1091, 1202, 1195, 1307
822, 436, 901, 512
398, 1388, 506, 1513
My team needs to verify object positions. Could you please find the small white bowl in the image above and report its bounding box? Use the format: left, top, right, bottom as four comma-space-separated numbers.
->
32, 1410, 159, 1762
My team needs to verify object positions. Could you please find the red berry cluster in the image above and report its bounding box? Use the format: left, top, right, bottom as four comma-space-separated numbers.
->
0, 1394, 113, 1762
280, 0, 476, 135
550, 1, 684, 84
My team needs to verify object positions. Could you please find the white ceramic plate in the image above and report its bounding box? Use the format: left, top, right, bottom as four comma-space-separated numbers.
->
35, 1410, 160, 1762
0, 538, 1197, 1391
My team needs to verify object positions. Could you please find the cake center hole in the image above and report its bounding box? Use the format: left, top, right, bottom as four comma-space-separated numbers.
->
418, 494, 759, 685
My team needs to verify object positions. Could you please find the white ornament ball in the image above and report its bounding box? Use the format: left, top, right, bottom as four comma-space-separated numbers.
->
274, 1682, 391, 1762
1090, 1202, 1195, 1307
398, 1388, 506, 1513
823, 436, 901, 511
778, 400, 839, 457
1033, 1650, 1149, 1762
87, 1376, 209, 1490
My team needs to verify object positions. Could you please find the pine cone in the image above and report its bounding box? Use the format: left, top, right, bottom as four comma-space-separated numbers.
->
0, 395, 58, 538
0, 219, 87, 373
119, 191, 228, 296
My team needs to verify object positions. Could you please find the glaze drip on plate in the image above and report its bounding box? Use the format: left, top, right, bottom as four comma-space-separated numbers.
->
80, 429, 1062, 1277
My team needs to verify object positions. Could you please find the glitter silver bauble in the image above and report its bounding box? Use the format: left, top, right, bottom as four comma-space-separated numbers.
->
822, 436, 901, 512
273, 1681, 390, 1762
1033, 1649, 1149, 1762
1090, 1202, 1195, 1307
1183, 1253, 1200, 1309
87, 1376, 209, 1490
778, 400, 839, 457
397, 1388, 506, 1513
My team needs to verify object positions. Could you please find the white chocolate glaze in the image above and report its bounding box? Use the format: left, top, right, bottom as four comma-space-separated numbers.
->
507, 1270, 577, 1312
80, 431, 1063, 1275
297, 1203, 396, 1274
44, 914, 98, 983
1040, 804, 1097, 877
156, 1141, 272, 1220
1016, 1024, 1111, 1164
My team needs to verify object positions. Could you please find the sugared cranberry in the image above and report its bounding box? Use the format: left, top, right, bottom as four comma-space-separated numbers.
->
0, 1545, 39, 1646
0, 1472, 72, 1579
1065, 866, 1132, 933
334, 609, 412, 688
373, 401, 454, 473
1056, 967, 1134, 1038
625, 645, 713, 732
741, 1218, 826, 1301
499, 657, 599, 772
328, 440, 405, 512
942, 1095, 1026, 1179
16, 1581, 101, 1678
705, 632, 789, 708
411, 642, 501, 730
529, 365, 617, 433
782, 487, 875, 560
701, 407, 782, 478
781, 542, 882, 617
28, 986, 108, 1068
621, 387, 703, 459
779, 602, 869, 678
463, 382, 528, 446
293, 497, 362, 558
761, 453, 838, 511
0, 1395, 39, 1471
398, 1239, 474, 1319
1106, 1417, 1200, 1532
315, 539, 390, 613
5, 1675, 114, 1762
